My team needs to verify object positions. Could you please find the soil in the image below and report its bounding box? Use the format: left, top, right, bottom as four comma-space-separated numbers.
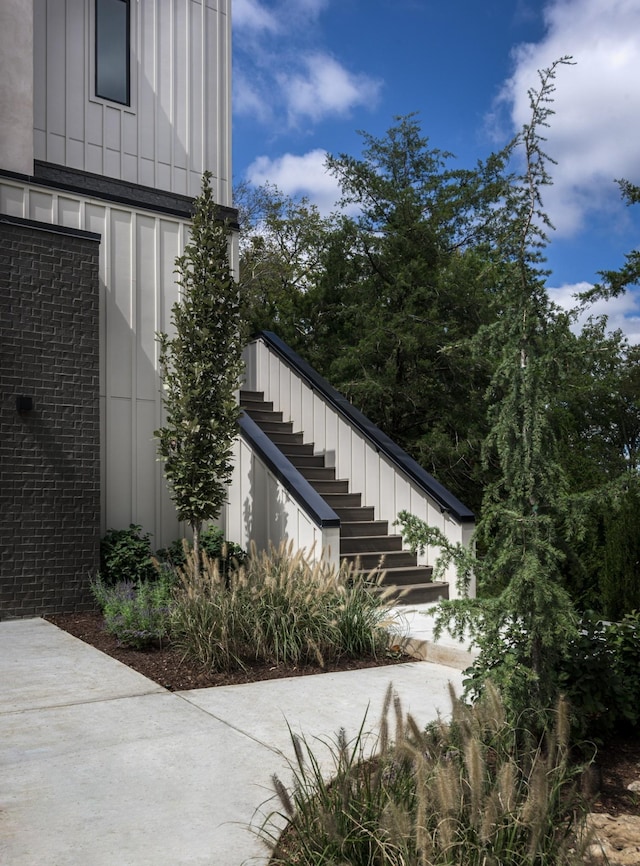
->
47, 611, 640, 819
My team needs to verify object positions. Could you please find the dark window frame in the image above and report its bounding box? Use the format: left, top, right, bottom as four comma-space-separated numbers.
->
95, 0, 131, 106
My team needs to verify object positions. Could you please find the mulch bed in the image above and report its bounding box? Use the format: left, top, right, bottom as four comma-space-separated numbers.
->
46, 610, 415, 692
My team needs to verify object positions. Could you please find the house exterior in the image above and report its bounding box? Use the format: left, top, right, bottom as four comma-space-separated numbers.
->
1, 0, 474, 620
0, 0, 235, 618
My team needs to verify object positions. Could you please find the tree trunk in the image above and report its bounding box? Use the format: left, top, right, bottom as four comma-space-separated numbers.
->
191, 520, 202, 581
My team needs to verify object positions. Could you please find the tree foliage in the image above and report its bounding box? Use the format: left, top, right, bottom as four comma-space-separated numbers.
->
237, 70, 640, 640
155, 172, 243, 571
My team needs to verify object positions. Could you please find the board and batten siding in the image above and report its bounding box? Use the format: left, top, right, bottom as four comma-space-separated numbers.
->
0, 178, 190, 547
33, 0, 232, 205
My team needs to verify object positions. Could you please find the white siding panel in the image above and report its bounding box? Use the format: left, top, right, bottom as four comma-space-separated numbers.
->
87, 143, 103, 175
46, 0, 66, 137
139, 0, 156, 160
173, 167, 187, 195
189, 1, 204, 174
135, 400, 159, 535
156, 0, 173, 168
0, 184, 26, 217
65, 0, 85, 142
122, 153, 137, 183
123, 112, 137, 156
173, 2, 188, 171
33, 0, 46, 137
28, 190, 54, 223
136, 215, 158, 400
31, 0, 232, 200
157, 162, 171, 192
106, 397, 133, 529
107, 209, 133, 398
86, 101, 103, 146
159, 220, 181, 335
104, 148, 120, 178
33, 129, 46, 160
47, 133, 66, 164
66, 138, 84, 169
58, 197, 82, 229
105, 106, 121, 151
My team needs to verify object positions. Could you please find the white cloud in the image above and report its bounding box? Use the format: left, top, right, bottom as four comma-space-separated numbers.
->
280, 53, 382, 124
548, 281, 640, 344
498, 0, 640, 237
246, 149, 343, 213
234, 71, 273, 124
233, 1, 381, 129
233, 0, 279, 34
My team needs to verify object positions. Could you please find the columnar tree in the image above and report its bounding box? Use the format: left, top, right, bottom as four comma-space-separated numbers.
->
155, 171, 243, 574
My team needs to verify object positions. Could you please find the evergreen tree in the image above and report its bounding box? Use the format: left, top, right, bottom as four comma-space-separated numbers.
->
400, 59, 580, 721
155, 172, 243, 574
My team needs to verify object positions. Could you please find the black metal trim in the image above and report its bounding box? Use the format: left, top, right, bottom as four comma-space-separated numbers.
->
0, 163, 240, 226
0, 212, 102, 243
240, 412, 341, 529
256, 331, 475, 524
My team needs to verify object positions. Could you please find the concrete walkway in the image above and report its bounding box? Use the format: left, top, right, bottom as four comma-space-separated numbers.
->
0, 614, 468, 866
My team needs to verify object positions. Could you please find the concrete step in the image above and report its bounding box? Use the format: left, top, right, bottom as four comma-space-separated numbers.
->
343, 550, 417, 570
340, 520, 389, 537
310, 479, 349, 494
323, 493, 362, 508
340, 535, 403, 554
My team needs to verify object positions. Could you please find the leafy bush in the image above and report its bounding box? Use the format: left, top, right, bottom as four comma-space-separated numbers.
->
90, 569, 175, 649
100, 524, 157, 585
559, 611, 640, 740
171, 542, 393, 671
261, 684, 591, 866
156, 526, 247, 577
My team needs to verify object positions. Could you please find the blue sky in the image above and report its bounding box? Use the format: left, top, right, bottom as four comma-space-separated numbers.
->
232, 0, 640, 342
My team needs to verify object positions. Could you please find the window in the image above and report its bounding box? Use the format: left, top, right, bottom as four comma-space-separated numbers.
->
95, 0, 130, 105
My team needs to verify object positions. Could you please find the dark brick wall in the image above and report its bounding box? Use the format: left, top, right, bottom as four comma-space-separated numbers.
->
0, 216, 101, 618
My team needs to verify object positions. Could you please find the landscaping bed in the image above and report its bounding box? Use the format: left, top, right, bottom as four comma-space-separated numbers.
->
46, 610, 415, 692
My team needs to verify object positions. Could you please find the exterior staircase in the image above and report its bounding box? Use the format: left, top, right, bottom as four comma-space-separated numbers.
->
240, 389, 448, 604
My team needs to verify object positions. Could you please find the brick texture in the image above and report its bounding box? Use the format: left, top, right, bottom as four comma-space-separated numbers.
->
0, 218, 101, 618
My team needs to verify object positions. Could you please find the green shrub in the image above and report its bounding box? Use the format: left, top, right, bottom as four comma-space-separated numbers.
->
171, 542, 393, 671
261, 684, 591, 866
100, 524, 157, 585
559, 611, 640, 740
90, 569, 175, 649
156, 527, 247, 577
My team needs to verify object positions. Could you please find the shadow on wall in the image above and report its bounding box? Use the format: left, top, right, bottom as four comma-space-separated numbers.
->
243, 456, 289, 556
